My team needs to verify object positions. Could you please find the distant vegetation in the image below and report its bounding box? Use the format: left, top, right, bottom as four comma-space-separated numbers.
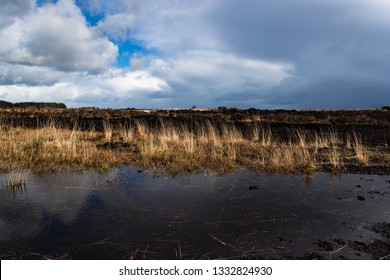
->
0, 100, 66, 109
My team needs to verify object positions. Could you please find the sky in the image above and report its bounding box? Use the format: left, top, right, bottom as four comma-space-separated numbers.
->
0, 0, 390, 109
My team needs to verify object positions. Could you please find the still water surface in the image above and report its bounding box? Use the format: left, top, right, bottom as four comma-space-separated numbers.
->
1, 167, 389, 259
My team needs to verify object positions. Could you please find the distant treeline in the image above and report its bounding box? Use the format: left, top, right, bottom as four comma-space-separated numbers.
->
0, 100, 66, 109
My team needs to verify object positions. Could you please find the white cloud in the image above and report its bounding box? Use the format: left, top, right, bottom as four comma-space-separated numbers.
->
0, 0, 117, 73
134, 0, 222, 53
82, 0, 145, 15
95, 13, 136, 41
103, 69, 169, 94
0, 62, 65, 86
85, 0, 222, 53
106, 50, 293, 108
0, 67, 169, 107
148, 50, 292, 92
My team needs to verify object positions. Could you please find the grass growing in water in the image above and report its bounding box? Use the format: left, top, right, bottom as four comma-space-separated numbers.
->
5, 169, 28, 188
0, 119, 378, 174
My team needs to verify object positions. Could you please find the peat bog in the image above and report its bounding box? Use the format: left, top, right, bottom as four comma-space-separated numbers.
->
0, 106, 389, 259
0, 107, 389, 174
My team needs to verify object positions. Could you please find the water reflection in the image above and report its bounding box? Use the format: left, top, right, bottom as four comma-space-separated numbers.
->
1, 168, 389, 259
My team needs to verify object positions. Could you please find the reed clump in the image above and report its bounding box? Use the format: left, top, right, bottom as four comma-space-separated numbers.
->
353, 132, 369, 166
5, 168, 28, 188
0, 118, 376, 174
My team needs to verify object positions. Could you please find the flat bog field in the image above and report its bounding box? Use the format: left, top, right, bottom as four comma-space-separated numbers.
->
0, 107, 389, 174
1, 107, 390, 260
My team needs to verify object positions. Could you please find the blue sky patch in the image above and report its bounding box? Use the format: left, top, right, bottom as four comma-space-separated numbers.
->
36, 0, 58, 7
75, 0, 104, 26
114, 41, 158, 68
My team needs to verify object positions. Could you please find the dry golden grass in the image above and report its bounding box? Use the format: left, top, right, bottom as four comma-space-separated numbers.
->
5, 168, 28, 188
327, 146, 342, 170
353, 132, 369, 166
103, 120, 113, 141
0, 118, 376, 175
0, 121, 124, 172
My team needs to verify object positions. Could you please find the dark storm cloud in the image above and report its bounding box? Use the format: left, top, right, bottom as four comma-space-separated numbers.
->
195, 0, 389, 108
210, 0, 389, 60
290, 78, 390, 109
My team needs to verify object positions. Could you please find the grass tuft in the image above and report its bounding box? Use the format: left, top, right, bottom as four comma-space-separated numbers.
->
6, 168, 28, 188
353, 132, 369, 166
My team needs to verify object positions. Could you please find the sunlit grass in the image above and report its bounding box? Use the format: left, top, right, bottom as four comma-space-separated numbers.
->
353, 132, 369, 166
5, 168, 28, 189
0, 118, 377, 174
